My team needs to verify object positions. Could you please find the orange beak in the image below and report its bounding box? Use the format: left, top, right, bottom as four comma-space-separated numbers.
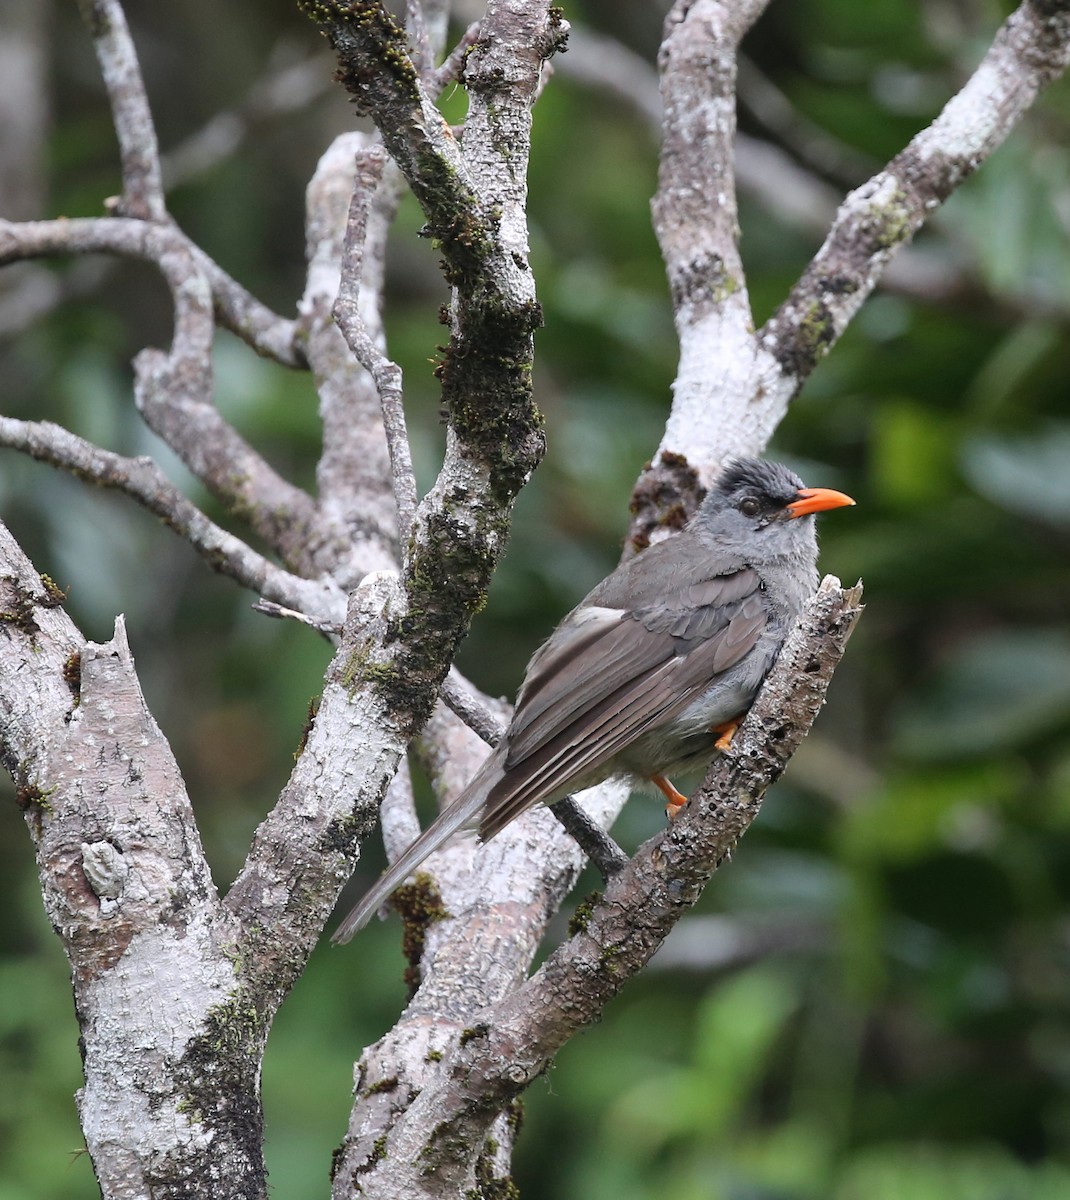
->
785, 486, 856, 518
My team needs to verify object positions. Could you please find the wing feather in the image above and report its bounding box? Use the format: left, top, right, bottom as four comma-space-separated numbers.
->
479, 569, 768, 840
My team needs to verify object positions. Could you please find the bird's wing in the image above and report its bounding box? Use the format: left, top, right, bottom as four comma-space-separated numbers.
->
333, 568, 767, 941
509, 567, 761, 759
479, 567, 767, 839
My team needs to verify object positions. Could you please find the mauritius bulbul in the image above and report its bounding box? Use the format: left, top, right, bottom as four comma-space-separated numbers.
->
332, 457, 854, 943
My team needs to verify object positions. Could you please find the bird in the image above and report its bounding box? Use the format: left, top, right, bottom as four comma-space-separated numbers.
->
332, 457, 854, 943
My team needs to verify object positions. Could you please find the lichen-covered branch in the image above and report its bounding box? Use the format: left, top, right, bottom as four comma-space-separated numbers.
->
299, 132, 402, 585
223, 570, 412, 971
0, 216, 320, 564
0, 416, 344, 622
761, 0, 1070, 380
652, 0, 766, 329
77, 0, 166, 221
299, 0, 561, 747
0, 521, 273, 1197
625, 0, 773, 538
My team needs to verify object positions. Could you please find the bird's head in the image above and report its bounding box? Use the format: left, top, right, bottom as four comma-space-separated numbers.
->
694, 457, 855, 562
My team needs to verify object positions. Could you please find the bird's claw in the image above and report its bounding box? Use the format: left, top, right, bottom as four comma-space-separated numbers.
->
712, 718, 740, 753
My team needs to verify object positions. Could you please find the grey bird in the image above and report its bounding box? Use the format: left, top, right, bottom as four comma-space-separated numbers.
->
332, 458, 854, 943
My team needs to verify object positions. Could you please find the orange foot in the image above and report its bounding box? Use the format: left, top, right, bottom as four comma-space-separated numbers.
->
712, 718, 741, 752
652, 773, 689, 821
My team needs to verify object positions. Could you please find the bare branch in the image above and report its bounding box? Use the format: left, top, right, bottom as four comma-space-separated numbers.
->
300, 0, 550, 492
333, 142, 419, 540
77, 0, 166, 221
0, 217, 320, 565
405, 0, 435, 81
761, 0, 1070, 381
192, 246, 306, 367
439, 667, 510, 747
631, 0, 775, 534
252, 598, 342, 636
297, 5, 454, 587
299, 132, 401, 585
630, 0, 1070, 545
0, 417, 344, 623
0, 220, 302, 365
652, 0, 767, 327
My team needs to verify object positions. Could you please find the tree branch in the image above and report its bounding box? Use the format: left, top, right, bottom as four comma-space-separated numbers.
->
0, 416, 344, 622
332, 140, 420, 542
77, 0, 166, 221
0, 216, 320, 565
0, 521, 272, 1195
761, 0, 1070, 382
297, 0, 562, 751
298, 132, 402, 585
632, 0, 775, 539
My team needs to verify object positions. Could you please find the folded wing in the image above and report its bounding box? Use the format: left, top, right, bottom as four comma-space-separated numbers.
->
480, 567, 767, 838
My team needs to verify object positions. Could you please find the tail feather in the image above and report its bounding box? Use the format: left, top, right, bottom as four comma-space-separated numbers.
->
331, 769, 493, 945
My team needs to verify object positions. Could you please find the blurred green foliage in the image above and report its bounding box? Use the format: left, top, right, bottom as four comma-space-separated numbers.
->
2, 1, 1070, 1197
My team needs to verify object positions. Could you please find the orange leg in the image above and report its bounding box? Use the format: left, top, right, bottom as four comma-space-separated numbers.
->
652, 773, 689, 820
711, 718, 741, 752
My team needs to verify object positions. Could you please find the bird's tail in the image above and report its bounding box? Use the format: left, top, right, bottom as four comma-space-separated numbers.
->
330, 769, 492, 945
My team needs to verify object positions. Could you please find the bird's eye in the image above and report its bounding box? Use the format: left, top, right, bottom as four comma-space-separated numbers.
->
739, 497, 761, 517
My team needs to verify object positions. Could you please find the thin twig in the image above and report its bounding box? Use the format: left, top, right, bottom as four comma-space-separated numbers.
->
0, 416, 345, 622
0, 216, 319, 561
188, 244, 305, 368
252, 599, 343, 637
0, 215, 301, 365
547, 798, 631, 879
333, 145, 420, 539
439, 667, 509, 747
432, 21, 482, 95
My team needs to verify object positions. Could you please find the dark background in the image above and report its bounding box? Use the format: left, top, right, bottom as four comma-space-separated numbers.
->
2, 1, 1070, 1196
